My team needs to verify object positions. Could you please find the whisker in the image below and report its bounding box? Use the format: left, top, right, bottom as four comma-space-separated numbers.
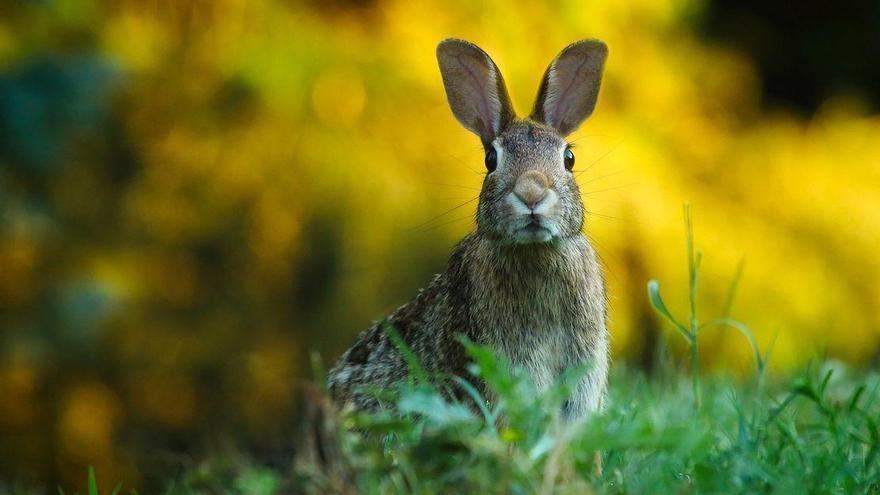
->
574, 140, 623, 178
582, 183, 637, 195
423, 181, 481, 192
585, 209, 621, 221
436, 195, 481, 202
586, 233, 623, 285
577, 170, 623, 185
437, 151, 485, 177
406, 197, 479, 231
567, 133, 612, 144
456, 160, 485, 177
465, 166, 485, 177
410, 213, 476, 234
581, 197, 624, 205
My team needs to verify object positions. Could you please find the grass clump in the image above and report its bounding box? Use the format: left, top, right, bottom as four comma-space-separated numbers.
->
166, 353, 879, 494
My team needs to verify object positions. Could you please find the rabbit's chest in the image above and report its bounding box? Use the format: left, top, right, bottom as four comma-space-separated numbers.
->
482, 302, 592, 390
467, 236, 607, 391
508, 325, 577, 390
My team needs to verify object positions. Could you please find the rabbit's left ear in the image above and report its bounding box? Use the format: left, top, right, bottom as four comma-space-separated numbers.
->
437, 39, 516, 145
531, 40, 608, 136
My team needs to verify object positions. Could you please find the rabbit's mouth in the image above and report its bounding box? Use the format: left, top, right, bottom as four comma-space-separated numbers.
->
500, 189, 562, 244
511, 217, 555, 244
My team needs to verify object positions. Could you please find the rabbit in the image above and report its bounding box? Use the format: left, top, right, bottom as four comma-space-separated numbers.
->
327, 38, 609, 422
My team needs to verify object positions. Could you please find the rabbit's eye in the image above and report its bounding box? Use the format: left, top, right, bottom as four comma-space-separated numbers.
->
564, 147, 575, 170
485, 148, 498, 172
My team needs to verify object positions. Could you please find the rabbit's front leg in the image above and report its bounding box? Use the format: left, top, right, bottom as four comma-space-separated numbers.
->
561, 350, 608, 422
562, 353, 608, 476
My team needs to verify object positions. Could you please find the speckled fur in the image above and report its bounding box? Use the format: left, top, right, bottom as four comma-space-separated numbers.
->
328, 40, 609, 422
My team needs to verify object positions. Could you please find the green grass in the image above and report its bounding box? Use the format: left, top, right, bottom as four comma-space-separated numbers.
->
160, 355, 879, 494
57, 467, 127, 495
64, 209, 880, 494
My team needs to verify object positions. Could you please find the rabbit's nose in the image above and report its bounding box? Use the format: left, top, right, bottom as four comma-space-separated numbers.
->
514, 170, 550, 210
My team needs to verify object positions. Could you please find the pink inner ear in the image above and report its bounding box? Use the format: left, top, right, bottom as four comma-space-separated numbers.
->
534, 41, 607, 135
544, 58, 589, 127
438, 39, 515, 140
455, 51, 496, 135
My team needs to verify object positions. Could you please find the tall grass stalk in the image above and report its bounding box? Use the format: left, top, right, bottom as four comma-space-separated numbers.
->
648, 204, 766, 411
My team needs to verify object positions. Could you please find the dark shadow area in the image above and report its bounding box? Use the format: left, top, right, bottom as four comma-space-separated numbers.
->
699, 0, 880, 114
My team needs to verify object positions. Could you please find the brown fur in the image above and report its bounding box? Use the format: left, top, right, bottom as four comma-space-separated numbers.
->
328, 39, 610, 421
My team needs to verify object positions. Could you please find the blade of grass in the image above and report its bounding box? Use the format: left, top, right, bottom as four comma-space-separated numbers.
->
647, 280, 691, 342
700, 318, 764, 373
88, 466, 98, 495
382, 319, 429, 385
684, 203, 701, 411
450, 375, 497, 433
722, 258, 746, 319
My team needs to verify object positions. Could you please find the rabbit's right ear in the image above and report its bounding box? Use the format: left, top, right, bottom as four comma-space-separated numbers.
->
531, 40, 608, 137
437, 39, 515, 145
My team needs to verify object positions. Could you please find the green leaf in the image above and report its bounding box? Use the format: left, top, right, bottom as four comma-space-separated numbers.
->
397, 385, 474, 425
459, 336, 517, 397
233, 467, 281, 495
449, 375, 496, 430
88, 466, 98, 495
647, 280, 692, 342
849, 385, 866, 412
527, 433, 555, 461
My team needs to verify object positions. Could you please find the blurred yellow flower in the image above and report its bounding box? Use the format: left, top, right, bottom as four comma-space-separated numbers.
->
311, 67, 367, 127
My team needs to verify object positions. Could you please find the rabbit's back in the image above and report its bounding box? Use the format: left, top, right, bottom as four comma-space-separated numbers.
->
327, 242, 475, 410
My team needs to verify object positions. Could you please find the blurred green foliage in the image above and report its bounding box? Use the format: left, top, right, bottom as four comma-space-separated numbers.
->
161, 345, 880, 494
1, 0, 879, 491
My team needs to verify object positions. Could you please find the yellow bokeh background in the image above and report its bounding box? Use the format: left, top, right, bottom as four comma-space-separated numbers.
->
0, 0, 878, 490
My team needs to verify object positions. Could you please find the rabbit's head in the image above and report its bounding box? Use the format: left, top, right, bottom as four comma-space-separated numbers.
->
437, 39, 607, 245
